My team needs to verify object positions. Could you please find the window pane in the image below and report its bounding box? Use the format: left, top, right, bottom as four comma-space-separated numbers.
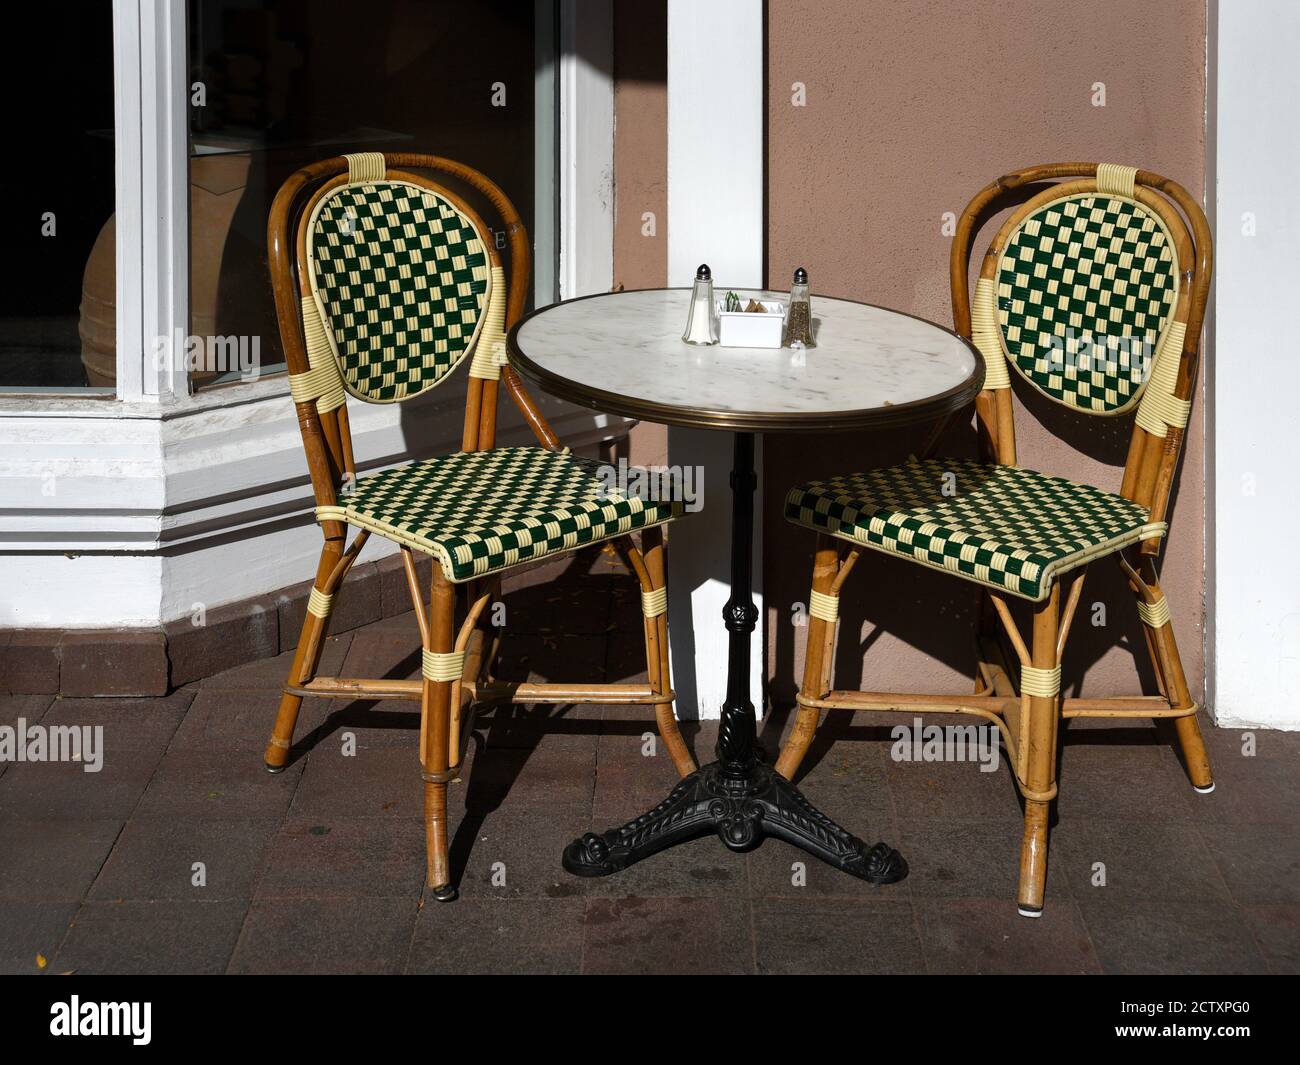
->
187, 0, 552, 389
0, 3, 115, 392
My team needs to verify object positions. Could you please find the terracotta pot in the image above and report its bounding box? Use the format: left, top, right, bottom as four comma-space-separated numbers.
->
79, 152, 256, 387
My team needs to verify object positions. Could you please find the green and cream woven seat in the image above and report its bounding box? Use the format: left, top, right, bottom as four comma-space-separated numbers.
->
785, 456, 1164, 602
321, 446, 679, 583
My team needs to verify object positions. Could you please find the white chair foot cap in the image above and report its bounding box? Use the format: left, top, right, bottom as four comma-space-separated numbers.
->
1194, 782, 1216, 794
1017, 905, 1043, 918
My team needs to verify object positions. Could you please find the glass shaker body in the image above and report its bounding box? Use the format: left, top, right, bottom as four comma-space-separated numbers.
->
682, 264, 718, 345
784, 267, 814, 348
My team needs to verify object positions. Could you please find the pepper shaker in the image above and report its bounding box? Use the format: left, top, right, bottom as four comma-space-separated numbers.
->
784, 266, 814, 348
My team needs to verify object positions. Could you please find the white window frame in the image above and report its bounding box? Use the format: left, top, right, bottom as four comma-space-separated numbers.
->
120, 0, 190, 402
558, 0, 613, 298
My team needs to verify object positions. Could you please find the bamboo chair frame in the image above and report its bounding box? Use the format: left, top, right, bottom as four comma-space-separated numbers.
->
776, 163, 1214, 916
263, 153, 696, 901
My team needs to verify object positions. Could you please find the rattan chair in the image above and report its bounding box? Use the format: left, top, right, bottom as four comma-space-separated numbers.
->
263, 153, 696, 900
778, 163, 1213, 916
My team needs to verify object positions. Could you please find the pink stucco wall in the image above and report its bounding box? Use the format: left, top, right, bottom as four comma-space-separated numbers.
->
609, 0, 1209, 707
763, 0, 1208, 706
613, 1, 670, 467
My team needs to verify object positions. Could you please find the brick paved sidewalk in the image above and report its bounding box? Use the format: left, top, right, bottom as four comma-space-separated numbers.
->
2, 548, 1295, 974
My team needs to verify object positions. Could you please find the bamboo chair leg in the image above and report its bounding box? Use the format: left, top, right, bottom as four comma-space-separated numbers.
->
1158, 626, 1214, 792
776, 536, 840, 780
265, 533, 347, 772
1122, 559, 1214, 792
1017, 585, 1060, 918
264, 624, 324, 772
640, 527, 696, 777
1142, 603, 1213, 794
451, 575, 499, 770
422, 568, 458, 901
1159, 631, 1216, 790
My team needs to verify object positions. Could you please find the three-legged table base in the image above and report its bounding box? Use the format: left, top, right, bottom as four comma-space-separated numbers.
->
563, 431, 905, 888
563, 759, 906, 883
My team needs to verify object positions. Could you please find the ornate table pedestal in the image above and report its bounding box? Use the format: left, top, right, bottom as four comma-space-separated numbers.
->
562, 431, 905, 883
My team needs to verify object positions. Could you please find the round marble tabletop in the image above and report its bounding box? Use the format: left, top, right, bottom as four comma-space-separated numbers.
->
507, 288, 984, 432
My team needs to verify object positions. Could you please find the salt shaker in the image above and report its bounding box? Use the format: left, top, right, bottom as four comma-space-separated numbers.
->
784, 266, 814, 348
682, 264, 718, 345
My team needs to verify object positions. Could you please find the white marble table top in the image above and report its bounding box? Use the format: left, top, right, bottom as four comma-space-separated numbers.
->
508, 288, 983, 432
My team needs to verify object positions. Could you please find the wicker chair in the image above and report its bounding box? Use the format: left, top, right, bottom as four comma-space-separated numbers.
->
263, 153, 696, 900
777, 163, 1213, 916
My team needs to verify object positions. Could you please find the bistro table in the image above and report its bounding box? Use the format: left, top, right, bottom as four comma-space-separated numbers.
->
507, 287, 984, 885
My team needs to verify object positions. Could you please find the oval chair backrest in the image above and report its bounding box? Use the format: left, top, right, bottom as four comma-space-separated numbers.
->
983, 166, 1181, 416
300, 153, 504, 404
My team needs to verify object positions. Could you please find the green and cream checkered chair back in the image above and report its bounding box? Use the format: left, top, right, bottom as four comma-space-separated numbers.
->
289, 152, 508, 412
971, 164, 1184, 425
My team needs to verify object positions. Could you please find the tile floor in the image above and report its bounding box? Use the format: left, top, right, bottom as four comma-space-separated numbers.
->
2, 549, 1296, 974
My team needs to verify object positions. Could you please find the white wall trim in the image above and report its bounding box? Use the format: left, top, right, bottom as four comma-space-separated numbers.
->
558, 0, 614, 299
666, 2, 764, 289
665, 0, 765, 720
0, 382, 630, 628
1211, 0, 1300, 730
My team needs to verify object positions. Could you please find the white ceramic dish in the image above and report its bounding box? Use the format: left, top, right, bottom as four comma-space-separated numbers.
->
716, 298, 787, 348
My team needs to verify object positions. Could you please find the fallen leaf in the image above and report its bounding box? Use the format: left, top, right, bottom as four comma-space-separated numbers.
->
36, 953, 47, 969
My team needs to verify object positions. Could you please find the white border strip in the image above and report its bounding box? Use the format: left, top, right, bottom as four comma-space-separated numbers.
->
558, 0, 613, 298
136, 0, 190, 400
1210, 0, 1300, 729
665, 0, 765, 720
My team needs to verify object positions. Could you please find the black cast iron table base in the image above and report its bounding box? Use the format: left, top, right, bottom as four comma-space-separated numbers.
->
562, 759, 906, 883
562, 432, 906, 887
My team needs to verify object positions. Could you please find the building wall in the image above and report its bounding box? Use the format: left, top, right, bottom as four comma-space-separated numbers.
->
764, 0, 1209, 707
613, 1, 669, 466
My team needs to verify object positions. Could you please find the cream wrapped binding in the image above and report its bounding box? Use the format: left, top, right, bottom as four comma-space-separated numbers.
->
1135, 320, 1191, 438
1136, 595, 1172, 629
422, 649, 466, 683
1019, 664, 1061, 698
970, 278, 1011, 390
343, 151, 386, 184
468, 266, 508, 380
641, 586, 668, 618
1095, 162, 1138, 197
306, 588, 335, 619
288, 296, 347, 413
808, 588, 840, 623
